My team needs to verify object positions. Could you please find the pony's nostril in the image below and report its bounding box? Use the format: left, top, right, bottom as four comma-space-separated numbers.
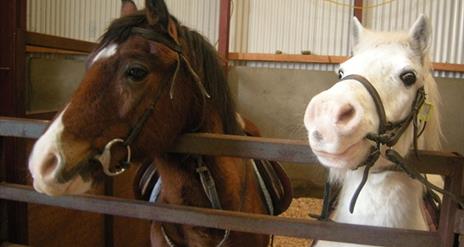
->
40, 152, 59, 178
336, 104, 356, 124
312, 130, 324, 141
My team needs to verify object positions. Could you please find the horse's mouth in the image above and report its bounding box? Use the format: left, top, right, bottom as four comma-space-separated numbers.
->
32, 173, 94, 196
312, 140, 364, 162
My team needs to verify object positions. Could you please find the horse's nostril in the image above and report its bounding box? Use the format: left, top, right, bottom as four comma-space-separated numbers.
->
41, 152, 59, 178
336, 104, 356, 124
312, 130, 324, 141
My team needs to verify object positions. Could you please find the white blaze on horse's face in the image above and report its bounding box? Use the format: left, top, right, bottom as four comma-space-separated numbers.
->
28, 108, 92, 196
304, 16, 431, 170
91, 43, 118, 65
29, 44, 121, 196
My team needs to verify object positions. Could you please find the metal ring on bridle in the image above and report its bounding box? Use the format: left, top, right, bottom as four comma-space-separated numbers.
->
94, 138, 131, 176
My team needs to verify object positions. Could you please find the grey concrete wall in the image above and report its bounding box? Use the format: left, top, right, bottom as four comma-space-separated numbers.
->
27, 56, 86, 113
437, 77, 464, 154
228, 66, 464, 196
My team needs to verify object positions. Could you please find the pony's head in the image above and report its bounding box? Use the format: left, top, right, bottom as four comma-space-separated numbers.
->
304, 15, 441, 180
28, 0, 238, 195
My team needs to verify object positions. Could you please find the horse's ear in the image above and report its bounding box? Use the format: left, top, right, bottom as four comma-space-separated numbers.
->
352, 17, 365, 48
121, 0, 137, 17
167, 18, 180, 44
408, 15, 431, 54
145, 0, 170, 27
145, 0, 179, 44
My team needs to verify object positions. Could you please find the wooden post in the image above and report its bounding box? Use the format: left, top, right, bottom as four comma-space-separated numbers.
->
0, 0, 28, 244
218, 0, 231, 63
354, 0, 363, 23
438, 156, 463, 247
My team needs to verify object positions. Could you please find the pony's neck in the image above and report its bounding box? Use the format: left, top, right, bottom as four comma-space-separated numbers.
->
333, 167, 428, 230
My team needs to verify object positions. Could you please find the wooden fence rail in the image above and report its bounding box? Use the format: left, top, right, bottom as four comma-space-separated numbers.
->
1, 117, 463, 246
0, 183, 443, 247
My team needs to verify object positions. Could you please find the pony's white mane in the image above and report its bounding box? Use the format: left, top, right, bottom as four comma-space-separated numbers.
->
418, 55, 442, 151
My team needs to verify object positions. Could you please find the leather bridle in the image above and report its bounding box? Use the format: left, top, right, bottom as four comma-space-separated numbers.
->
339, 74, 426, 213
92, 27, 210, 177
53, 26, 210, 182
321, 74, 464, 215
91, 27, 242, 247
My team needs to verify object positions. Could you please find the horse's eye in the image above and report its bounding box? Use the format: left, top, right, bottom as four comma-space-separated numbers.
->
400, 71, 416, 86
338, 69, 344, 79
126, 65, 148, 82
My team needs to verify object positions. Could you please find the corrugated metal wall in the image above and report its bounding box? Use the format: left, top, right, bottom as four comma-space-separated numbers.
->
27, 0, 144, 42
27, 0, 463, 77
167, 0, 220, 46
245, 0, 352, 55
27, 0, 218, 44
364, 0, 464, 78
237, 0, 353, 71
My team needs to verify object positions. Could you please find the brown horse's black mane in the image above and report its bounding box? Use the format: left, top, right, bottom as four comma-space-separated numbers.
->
99, 11, 241, 135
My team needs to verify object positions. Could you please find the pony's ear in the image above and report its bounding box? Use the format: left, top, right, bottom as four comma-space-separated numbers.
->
352, 17, 365, 48
121, 0, 137, 17
408, 15, 431, 54
145, 0, 170, 28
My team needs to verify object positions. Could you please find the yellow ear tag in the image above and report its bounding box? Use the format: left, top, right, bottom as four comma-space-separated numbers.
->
418, 101, 433, 122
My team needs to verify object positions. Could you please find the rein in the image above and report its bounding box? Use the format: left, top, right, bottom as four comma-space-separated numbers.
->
320, 74, 464, 217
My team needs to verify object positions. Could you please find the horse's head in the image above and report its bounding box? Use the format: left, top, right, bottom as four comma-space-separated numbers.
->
304, 15, 441, 176
28, 0, 230, 195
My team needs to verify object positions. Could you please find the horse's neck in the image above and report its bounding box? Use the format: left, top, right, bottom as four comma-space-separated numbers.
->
333, 167, 428, 230
156, 154, 249, 207
156, 112, 249, 209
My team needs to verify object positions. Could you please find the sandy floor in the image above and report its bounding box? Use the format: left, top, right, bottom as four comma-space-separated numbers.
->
272, 198, 323, 247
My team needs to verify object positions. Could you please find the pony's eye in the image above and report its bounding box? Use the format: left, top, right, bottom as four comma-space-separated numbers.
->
126, 64, 148, 82
338, 69, 344, 79
400, 71, 416, 86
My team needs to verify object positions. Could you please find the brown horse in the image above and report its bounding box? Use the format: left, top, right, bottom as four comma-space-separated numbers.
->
28, 0, 291, 246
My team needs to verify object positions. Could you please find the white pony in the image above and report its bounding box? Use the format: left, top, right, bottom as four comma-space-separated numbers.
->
304, 15, 442, 247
